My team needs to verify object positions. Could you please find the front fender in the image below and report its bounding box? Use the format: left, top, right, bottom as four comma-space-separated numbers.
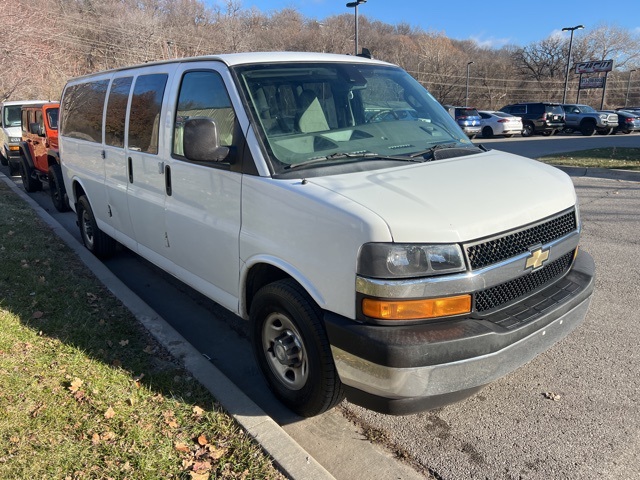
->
18, 142, 35, 167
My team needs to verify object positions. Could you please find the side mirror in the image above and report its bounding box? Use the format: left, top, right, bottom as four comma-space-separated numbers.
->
30, 122, 45, 136
183, 118, 230, 162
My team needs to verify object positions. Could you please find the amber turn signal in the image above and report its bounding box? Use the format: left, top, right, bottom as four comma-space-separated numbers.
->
362, 295, 471, 320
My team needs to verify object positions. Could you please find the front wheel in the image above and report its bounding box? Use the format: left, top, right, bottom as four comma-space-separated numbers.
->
20, 156, 42, 192
250, 279, 344, 417
48, 164, 69, 212
597, 127, 614, 135
77, 195, 116, 258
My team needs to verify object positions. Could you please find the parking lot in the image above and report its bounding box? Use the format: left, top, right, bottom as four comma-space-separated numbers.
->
2, 134, 639, 479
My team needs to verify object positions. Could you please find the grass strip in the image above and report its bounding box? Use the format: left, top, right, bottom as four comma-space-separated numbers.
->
538, 146, 640, 170
0, 181, 284, 479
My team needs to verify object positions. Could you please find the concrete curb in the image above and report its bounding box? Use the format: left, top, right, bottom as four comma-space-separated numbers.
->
0, 172, 335, 480
555, 165, 640, 182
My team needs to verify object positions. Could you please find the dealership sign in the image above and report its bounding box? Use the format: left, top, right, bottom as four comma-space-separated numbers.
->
580, 77, 605, 89
574, 60, 614, 74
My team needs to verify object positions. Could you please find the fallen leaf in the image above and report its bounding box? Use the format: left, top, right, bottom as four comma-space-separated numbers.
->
91, 433, 101, 445
119, 340, 129, 347
543, 391, 561, 401
192, 460, 212, 473
175, 442, 190, 453
197, 434, 208, 446
69, 378, 83, 393
189, 472, 209, 480
192, 406, 205, 417
32, 311, 44, 319
104, 407, 115, 419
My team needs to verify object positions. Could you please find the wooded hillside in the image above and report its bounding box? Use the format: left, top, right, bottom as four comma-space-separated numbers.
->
2, 0, 639, 108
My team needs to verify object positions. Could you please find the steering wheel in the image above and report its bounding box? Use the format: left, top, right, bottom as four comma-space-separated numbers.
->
368, 109, 402, 123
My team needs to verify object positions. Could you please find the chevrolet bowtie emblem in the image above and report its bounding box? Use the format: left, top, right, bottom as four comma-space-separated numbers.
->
526, 247, 550, 270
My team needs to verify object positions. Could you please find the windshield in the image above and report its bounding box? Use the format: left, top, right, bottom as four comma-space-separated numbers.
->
578, 105, 596, 113
234, 62, 471, 176
3, 106, 22, 128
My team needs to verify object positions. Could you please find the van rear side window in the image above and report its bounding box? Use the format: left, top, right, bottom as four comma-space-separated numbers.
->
61, 80, 109, 143
128, 74, 168, 154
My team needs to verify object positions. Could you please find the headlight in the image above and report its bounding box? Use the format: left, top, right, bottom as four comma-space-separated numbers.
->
599, 114, 608, 120
357, 243, 466, 278
9, 136, 21, 143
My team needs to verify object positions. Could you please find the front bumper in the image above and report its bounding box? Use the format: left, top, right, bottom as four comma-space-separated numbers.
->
324, 249, 594, 414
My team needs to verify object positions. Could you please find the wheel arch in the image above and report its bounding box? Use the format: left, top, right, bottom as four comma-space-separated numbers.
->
241, 257, 326, 321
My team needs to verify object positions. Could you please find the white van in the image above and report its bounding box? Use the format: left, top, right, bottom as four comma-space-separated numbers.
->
1, 99, 50, 175
59, 52, 594, 417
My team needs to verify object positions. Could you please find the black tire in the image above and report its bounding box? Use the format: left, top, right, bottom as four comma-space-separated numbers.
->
77, 195, 116, 258
503, 134, 513, 138
597, 127, 614, 136
522, 122, 534, 137
8, 160, 19, 176
250, 279, 344, 417
0, 151, 7, 166
541, 131, 553, 136
580, 122, 596, 136
20, 156, 42, 192
482, 126, 493, 138
48, 164, 69, 212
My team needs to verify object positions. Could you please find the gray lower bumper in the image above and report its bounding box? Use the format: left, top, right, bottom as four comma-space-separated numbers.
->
325, 249, 594, 414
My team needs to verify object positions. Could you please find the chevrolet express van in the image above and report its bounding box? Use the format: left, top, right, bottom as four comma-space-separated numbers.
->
59, 53, 595, 417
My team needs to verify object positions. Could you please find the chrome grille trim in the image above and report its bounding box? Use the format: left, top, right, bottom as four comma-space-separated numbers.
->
465, 209, 577, 270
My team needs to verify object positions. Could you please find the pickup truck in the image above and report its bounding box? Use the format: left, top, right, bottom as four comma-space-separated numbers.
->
561, 104, 618, 136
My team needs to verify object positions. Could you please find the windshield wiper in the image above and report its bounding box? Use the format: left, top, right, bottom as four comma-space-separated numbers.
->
408, 143, 462, 159
284, 152, 424, 171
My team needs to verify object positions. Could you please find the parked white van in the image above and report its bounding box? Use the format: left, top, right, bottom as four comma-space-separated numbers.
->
59, 52, 594, 417
1, 99, 50, 175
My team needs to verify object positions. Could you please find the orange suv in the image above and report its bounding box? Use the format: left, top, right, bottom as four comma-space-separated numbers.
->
18, 102, 69, 211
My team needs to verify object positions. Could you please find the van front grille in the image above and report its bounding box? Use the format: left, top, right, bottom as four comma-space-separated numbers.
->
474, 251, 574, 312
466, 210, 577, 270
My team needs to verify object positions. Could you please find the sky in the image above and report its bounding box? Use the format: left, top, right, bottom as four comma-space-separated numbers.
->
232, 0, 640, 48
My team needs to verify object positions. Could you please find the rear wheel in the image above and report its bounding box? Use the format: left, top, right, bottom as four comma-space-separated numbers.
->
482, 126, 494, 138
522, 123, 534, 137
77, 195, 116, 258
20, 156, 42, 192
48, 164, 69, 212
251, 279, 344, 417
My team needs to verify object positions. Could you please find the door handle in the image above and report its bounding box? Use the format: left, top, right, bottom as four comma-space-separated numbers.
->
128, 157, 133, 183
165, 165, 172, 196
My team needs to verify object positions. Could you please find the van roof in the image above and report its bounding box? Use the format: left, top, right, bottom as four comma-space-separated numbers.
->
1, 100, 52, 107
66, 52, 392, 81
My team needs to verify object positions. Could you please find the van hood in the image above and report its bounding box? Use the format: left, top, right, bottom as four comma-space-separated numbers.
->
308, 150, 576, 243
4, 126, 21, 139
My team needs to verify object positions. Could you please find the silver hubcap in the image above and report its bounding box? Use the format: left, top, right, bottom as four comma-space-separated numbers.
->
262, 312, 307, 390
82, 210, 94, 248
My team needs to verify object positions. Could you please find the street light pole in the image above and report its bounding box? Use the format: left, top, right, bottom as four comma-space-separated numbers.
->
466, 61, 474, 106
625, 69, 637, 107
346, 0, 366, 56
562, 25, 584, 104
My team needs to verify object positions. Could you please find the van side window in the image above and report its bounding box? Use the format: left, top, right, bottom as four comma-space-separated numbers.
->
105, 77, 133, 148
61, 80, 109, 143
173, 70, 236, 157
128, 74, 168, 154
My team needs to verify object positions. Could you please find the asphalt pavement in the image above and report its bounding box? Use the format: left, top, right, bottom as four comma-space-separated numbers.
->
2, 133, 640, 479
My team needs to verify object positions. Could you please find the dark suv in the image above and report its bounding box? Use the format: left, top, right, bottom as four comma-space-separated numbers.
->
499, 102, 565, 137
